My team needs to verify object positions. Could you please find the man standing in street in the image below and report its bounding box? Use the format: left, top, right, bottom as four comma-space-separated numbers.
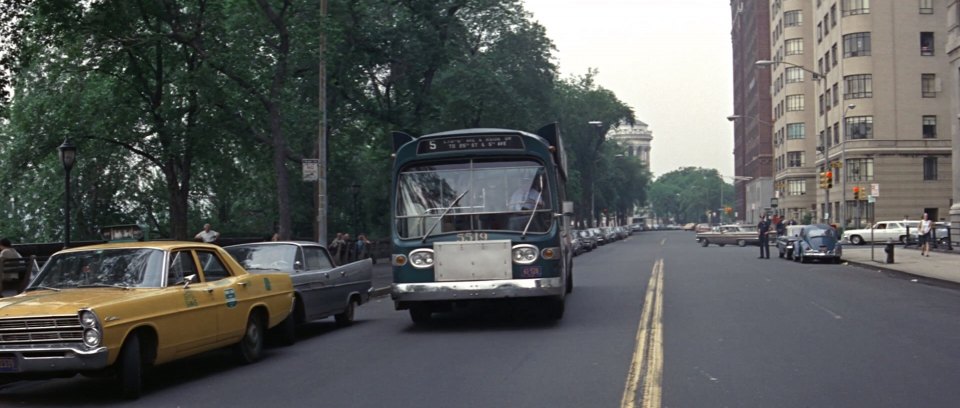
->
757, 214, 771, 259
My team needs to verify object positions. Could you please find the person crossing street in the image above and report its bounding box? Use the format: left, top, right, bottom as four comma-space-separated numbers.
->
757, 214, 771, 259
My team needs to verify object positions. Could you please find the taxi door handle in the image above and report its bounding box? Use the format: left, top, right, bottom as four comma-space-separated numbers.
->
238, 282, 248, 287
205, 288, 214, 294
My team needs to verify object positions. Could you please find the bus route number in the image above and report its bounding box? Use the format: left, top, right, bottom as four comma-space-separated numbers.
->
457, 232, 488, 241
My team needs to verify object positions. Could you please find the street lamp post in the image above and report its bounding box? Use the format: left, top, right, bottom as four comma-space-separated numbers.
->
755, 59, 827, 222
840, 104, 856, 231
58, 139, 77, 248
588, 121, 604, 227
350, 182, 360, 237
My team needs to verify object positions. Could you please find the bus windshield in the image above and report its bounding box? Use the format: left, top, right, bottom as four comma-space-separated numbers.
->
396, 159, 553, 238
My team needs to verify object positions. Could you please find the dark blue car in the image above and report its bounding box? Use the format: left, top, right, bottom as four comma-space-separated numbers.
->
794, 224, 842, 264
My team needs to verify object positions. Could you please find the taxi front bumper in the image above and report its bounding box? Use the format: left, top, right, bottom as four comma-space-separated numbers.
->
0, 343, 109, 375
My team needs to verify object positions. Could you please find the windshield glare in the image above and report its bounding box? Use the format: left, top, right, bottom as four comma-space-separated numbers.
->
32, 248, 166, 289
226, 244, 298, 272
396, 159, 553, 238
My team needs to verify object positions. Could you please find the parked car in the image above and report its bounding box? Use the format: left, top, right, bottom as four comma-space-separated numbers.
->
225, 241, 373, 328
694, 223, 712, 233
793, 224, 842, 263
571, 232, 584, 256
776, 225, 806, 259
696, 224, 760, 247
682, 223, 697, 231
0, 241, 296, 399
576, 229, 598, 251
841, 220, 919, 245
590, 227, 607, 245
907, 222, 951, 246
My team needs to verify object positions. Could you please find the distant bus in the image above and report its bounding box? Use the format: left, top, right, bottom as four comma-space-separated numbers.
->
388, 125, 574, 323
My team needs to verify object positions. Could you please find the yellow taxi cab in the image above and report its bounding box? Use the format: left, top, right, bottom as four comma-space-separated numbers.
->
0, 241, 295, 399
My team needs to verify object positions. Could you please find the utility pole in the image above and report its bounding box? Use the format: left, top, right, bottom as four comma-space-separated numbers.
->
317, 0, 328, 245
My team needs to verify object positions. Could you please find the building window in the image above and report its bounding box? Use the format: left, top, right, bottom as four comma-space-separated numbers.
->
786, 94, 805, 111
817, 22, 823, 43
823, 15, 830, 35
832, 43, 839, 66
919, 0, 933, 14
923, 157, 938, 180
832, 83, 839, 106
818, 93, 825, 115
785, 38, 804, 55
787, 151, 804, 167
831, 4, 838, 26
785, 10, 803, 26
787, 123, 805, 139
843, 32, 871, 57
786, 67, 805, 83
922, 73, 937, 97
842, 0, 870, 16
833, 122, 840, 143
920, 32, 934, 56
787, 179, 807, 196
847, 158, 874, 181
844, 74, 873, 99
845, 116, 874, 139
922, 116, 937, 138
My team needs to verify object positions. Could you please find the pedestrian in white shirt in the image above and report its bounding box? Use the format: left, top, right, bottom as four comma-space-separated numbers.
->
194, 223, 220, 243
919, 213, 933, 257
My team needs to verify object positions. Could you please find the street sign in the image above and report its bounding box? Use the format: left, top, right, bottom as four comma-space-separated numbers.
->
871, 183, 879, 197
302, 159, 319, 182
867, 195, 876, 203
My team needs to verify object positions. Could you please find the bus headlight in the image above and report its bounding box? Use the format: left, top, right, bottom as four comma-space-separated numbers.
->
512, 245, 538, 264
409, 249, 435, 269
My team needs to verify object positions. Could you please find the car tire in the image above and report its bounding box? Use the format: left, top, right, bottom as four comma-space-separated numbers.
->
409, 305, 432, 325
850, 235, 863, 245
700, 239, 709, 247
778, 249, 784, 258
270, 312, 297, 346
234, 313, 265, 364
899, 235, 908, 245
335, 299, 356, 327
117, 335, 143, 400
737, 240, 747, 247
718, 243, 726, 247
565, 269, 573, 294
799, 251, 807, 264
545, 296, 565, 320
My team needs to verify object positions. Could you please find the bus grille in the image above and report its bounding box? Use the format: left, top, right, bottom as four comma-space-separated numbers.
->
0, 315, 84, 345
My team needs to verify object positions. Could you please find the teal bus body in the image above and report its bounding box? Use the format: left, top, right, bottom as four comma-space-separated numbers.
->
389, 126, 573, 321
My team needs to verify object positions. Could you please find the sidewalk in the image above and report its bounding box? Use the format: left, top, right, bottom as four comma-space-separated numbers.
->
842, 244, 960, 285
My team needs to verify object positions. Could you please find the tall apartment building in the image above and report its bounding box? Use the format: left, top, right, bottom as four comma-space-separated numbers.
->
731, 0, 774, 224
766, 0, 954, 227
948, 1, 960, 230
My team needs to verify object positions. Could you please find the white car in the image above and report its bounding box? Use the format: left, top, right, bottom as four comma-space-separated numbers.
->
842, 220, 919, 245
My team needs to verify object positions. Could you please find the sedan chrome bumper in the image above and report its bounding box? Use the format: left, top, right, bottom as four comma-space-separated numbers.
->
391, 277, 564, 303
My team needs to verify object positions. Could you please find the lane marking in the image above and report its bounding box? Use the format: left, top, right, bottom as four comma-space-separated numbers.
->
810, 301, 844, 320
660, 238, 666, 246
622, 258, 665, 408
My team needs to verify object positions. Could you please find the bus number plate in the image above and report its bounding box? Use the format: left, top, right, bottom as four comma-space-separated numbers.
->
457, 232, 488, 241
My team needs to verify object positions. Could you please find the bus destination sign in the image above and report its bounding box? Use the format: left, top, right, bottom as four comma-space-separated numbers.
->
417, 134, 525, 154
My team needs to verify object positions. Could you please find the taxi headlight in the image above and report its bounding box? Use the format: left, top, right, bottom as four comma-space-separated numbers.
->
409, 249, 435, 269
80, 310, 99, 329
512, 245, 538, 264
83, 328, 101, 348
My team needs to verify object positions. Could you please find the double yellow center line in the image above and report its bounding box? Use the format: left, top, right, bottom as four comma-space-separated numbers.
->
621, 258, 665, 408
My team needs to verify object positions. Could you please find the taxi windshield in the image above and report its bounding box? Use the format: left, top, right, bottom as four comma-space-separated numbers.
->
31, 248, 166, 289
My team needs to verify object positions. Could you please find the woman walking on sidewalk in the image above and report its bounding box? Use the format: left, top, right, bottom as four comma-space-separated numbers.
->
919, 213, 933, 257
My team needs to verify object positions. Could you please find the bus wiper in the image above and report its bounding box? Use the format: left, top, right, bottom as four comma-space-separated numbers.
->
522, 175, 545, 238
422, 190, 470, 243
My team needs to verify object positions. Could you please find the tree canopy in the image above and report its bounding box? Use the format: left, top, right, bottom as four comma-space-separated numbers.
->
0, 0, 649, 243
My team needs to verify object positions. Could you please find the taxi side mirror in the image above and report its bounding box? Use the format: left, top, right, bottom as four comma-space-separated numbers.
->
182, 274, 197, 288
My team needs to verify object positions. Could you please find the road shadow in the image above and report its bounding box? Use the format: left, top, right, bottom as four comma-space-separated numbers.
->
400, 299, 563, 333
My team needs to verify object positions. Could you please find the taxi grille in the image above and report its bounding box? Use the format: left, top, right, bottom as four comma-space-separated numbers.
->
0, 315, 84, 345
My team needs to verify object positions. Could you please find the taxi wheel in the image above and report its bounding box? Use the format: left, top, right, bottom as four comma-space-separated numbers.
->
737, 240, 747, 247
700, 239, 709, 247
335, 299, 356, 327
118, 335, 143, 400
235, 313, 265, 364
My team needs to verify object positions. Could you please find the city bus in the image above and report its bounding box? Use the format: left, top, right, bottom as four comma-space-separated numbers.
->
389, 124, 574, 323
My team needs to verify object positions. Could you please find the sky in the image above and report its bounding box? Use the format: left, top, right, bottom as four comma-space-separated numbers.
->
521, 0, 735, 179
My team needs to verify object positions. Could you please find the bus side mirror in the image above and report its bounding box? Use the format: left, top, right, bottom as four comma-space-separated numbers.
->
562, 201, 574, 216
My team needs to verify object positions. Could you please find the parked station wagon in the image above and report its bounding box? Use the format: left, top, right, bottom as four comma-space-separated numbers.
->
696, 224, 761, 247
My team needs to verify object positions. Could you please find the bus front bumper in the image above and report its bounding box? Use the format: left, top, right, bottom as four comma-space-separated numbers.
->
391, 277, 564, 303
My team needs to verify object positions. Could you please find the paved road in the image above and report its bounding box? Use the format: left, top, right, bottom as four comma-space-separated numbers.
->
3, 231, 960, 407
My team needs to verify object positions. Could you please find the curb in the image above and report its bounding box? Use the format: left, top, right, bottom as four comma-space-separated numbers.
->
843, 259, 960, 289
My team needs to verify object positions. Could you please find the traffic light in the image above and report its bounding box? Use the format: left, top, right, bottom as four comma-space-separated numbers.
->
852, 186, 860, 200
825, 171, 833, 189
819, 172, 828, 189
